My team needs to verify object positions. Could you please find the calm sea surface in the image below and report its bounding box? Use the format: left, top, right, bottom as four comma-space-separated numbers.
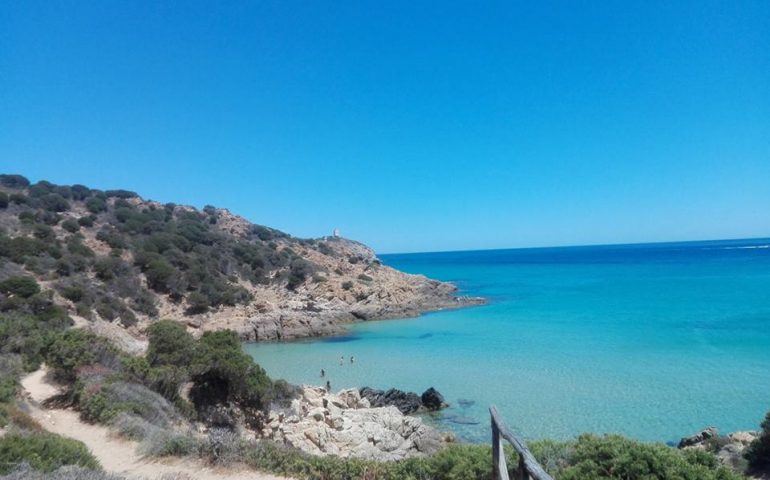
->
244, 238, 770, 443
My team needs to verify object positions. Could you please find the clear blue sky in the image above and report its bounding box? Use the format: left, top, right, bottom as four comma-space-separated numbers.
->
1, 1, 768, 253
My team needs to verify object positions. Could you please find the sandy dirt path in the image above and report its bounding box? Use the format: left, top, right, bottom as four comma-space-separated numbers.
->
20, 369, 293, 480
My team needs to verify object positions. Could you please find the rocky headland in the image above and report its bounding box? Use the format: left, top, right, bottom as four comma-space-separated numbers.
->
0, 175, 486, 350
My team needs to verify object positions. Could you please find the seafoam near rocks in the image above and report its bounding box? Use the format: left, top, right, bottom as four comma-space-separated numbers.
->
262, 386, 449, 461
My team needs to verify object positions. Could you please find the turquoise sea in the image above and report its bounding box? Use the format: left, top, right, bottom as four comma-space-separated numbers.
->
244, 238, 770, 444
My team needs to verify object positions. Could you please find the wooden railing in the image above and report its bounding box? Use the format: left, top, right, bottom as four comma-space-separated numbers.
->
490, 406, 554, 480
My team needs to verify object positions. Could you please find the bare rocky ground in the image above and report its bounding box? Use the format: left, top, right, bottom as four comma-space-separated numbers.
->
261, 386, 450, 461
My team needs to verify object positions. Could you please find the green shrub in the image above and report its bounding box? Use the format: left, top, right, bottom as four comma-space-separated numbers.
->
746, 411, 770, 473
357, 273, 373, 282
0, 431, 100, 474
32, 224, 55, 241
70, 184, 92, 201
105, 190, 137, 199
342, 281, 354, 290
40, 194, 70, 212
0, 192, 8, 209
0, 175, 30, 188
45, 330, 116, 382
61, 219, 80, 233
27, 181, 54, 198
555, 434, 742, 480
144, 259, 175, 293
77, 216, 95, 227
92, 257, 126, 281
185, 291, 209, 314
0, 276, 40, 298
146, 320, 195, 368
17, 211, 35, 224
141, 429, 198, 457
9, 193, 27, 205
189, 330, 272, 411
95, 228, 126, 249
66, 236, 94, 257
85, 197, 107, 214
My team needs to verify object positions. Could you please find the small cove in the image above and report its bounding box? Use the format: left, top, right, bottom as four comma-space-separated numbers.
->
245, 238, 770, 443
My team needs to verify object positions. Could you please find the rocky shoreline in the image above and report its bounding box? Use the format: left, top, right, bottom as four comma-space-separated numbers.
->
677, 426, 760, 472
185, 237, 487, 342
261, 386, 452, 461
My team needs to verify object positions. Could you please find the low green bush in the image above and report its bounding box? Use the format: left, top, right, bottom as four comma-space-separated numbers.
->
746, 411, 770, 473
0, 276, 40, 299
140, 428, 198, 457
45, 330, 117, 382
61, 219, 80, 233
146, 320, 195, 368
85, 197, 106, 214
554, 434, 743, 480
0, 431, 100, 474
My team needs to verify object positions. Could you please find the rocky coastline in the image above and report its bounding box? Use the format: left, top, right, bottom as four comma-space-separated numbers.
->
677, 426, 760, 471
261, 386, 452, 461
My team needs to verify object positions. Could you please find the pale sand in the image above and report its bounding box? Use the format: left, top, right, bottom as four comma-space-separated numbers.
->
20, 368, 293, 480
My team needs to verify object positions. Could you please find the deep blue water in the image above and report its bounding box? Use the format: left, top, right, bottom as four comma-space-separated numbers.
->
245, 238, 770, 443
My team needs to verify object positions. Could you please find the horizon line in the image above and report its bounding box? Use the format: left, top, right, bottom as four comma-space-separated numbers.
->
377, 235, 770, 257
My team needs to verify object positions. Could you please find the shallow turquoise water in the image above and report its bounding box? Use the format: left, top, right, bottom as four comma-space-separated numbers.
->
244, 239, 770, 443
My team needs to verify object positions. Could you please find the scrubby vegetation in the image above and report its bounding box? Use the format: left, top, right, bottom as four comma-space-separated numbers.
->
0, 173, 757, 479
746, 411, 770, 473
0, 431, 100, 474
0, 174, 340, 327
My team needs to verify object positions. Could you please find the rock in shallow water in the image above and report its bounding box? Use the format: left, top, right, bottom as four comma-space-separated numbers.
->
359, 387, 423, 414
359, 386, 449, 414
678, 426, 719, 449
421, 387, 447, 411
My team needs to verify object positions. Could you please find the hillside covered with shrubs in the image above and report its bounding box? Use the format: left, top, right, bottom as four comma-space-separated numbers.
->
0, 173, 479, 343
0, 173, 334, 327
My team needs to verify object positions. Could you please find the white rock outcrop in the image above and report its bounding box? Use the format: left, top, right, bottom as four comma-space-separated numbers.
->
262, 386, 447, 461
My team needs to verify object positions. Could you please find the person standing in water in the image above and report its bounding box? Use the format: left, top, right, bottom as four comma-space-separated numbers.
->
326, 380, 331, 392
350, 356, 355, 364
320, 368, 325, 377
339, 356, 344, 366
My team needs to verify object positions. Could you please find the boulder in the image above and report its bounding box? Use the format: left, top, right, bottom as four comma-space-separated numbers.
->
265, 386, 447, 461
359, 387, 422, 414
421, 387, 447, 411
678, 426, 719, 449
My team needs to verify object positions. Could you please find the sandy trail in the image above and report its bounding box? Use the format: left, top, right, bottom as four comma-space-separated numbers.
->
20, 369, 292, 480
